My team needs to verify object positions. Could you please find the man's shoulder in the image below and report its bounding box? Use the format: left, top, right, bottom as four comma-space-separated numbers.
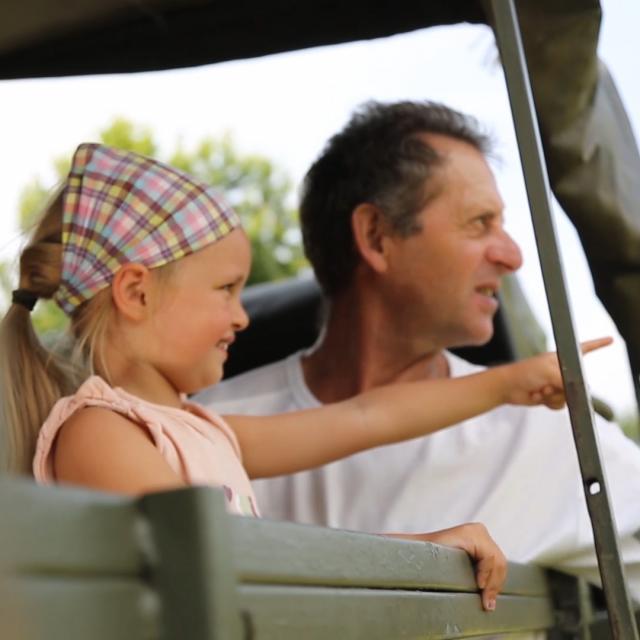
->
193, 351, 311, 415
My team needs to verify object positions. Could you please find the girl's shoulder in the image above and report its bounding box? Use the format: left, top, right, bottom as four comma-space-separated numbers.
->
72, 375, 123, 401
33, 376, 150, 484
52, 376, 134, 429
48, 401, 183, 495
42, 375, 130, 430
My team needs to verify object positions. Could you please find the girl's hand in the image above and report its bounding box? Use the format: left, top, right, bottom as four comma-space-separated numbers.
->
500, 337, 613, 410
386, 523, 506, 611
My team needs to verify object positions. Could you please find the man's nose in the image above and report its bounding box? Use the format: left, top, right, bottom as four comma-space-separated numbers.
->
487, 229, 523, 272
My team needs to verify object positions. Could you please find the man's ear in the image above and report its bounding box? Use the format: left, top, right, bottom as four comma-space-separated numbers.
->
351, 203, 392, 273
111, 264, 153, 321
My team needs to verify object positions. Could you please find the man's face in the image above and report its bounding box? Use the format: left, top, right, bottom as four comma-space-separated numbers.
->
382, 134, 522, 351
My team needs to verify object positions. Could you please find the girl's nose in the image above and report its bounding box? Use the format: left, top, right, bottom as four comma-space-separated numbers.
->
234, 300, 250, 331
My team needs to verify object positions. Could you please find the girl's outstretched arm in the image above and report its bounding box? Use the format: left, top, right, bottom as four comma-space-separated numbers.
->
226, 338, 611, 479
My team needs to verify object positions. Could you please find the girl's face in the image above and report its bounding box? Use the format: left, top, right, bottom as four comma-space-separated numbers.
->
146, 228, 251, 395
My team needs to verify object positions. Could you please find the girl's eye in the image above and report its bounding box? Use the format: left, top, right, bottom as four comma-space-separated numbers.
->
217, 277, 245, 295
220, 282, 241, 294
